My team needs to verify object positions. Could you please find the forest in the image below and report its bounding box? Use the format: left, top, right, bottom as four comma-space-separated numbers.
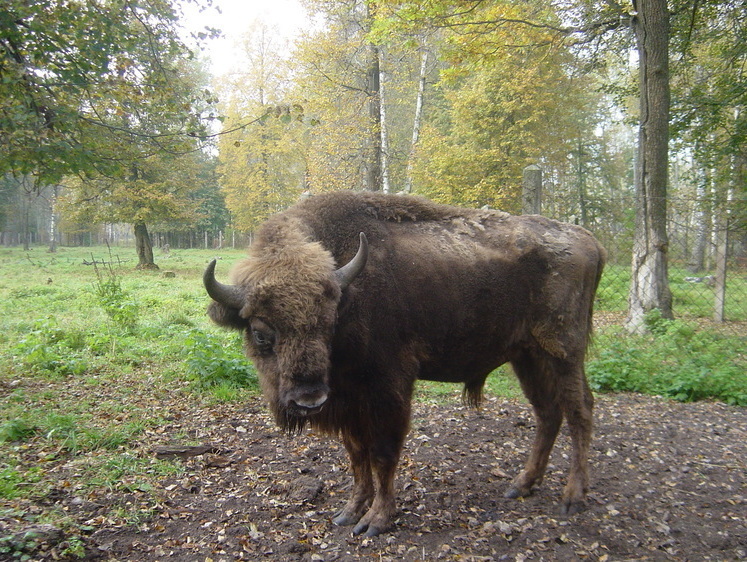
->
2, 0, 745, 329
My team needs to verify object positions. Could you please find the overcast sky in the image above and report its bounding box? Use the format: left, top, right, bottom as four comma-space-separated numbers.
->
183, 0, 308, 76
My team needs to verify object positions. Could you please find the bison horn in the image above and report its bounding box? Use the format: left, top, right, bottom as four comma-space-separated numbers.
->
334, 232, 368, 290
203, 259, 245, 310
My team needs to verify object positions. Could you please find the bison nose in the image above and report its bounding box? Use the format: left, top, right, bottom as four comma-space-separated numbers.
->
288, 385, 329, 414
293, 393, 328, 410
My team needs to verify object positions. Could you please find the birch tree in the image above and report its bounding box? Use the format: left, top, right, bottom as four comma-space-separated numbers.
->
217, 21, 305, 231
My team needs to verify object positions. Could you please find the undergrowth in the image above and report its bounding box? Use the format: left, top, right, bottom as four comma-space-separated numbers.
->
588, 312, 747, 406
182, 328, 259, 393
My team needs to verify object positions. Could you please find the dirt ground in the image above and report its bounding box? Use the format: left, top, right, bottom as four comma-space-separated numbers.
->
7, 392, 747, 561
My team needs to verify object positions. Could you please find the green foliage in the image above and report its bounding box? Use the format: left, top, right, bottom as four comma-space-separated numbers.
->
0, 418, 37, 443
588, 319, 747, 406
0, 0, 218, 182
182, 329, 259, 393
0, 466, 23, 499
92, 262, 139, 331
10, 319, 89, 377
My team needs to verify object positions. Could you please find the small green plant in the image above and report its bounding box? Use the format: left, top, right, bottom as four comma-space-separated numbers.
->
92, 260, 139, 331
182, 329, 258, 393
0, 533, 29, 560
60, 536, 86, 558
643, 307, 671, 335
42, 413, 82, 452
0, 418, 37, 443
0, 466, 23, 499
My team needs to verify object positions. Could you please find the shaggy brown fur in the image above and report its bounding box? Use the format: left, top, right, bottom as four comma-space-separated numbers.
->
206, 191, 606, 537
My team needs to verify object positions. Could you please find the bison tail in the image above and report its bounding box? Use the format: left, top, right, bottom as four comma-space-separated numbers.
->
462, 380, 485, 409
587, 242, 608, 348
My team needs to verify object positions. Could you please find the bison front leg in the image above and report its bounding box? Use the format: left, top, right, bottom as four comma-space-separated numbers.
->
350, 448, 399, 537
334, 435, 401, 537
334, 423, 406, 537
333, 434, 374, 527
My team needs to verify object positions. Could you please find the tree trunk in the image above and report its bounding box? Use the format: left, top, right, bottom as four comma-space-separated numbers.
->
364, 3, 382, 192
688, 160, 710, 273
405, 49, 429, 194
134, 221, 158, 270
626, 0, 673, 333
48, 184, 58, 253
577, 138, 588, 227
20, 185, 30, 251
379, 48, 391, 194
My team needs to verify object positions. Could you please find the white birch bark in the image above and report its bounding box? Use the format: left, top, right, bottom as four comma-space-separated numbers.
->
405, 50, 429, 193
379, 49, 390, 193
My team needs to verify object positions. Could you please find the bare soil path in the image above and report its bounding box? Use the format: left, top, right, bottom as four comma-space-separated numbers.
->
3, 392, 745, 560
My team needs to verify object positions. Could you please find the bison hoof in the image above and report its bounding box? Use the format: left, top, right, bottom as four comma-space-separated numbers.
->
504, 485, 532, 499
352, 521, 384, 537
559, 499, 586, 516
332, 511, 360, 527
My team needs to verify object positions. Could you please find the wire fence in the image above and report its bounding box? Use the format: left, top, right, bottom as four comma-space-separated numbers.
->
537, 186, 746, 337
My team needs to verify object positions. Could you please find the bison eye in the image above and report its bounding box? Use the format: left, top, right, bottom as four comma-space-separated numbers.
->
250, 319, 275, 355
252, 329, 273, 347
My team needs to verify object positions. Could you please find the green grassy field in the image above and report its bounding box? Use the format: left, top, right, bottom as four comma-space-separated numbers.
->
596, 262, 747, 321
0, 244, 744, 554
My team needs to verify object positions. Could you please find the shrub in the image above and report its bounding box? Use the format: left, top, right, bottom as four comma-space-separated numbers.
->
11, 319, 89, 377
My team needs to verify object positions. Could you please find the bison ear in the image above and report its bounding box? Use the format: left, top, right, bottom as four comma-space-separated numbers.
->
334, 232, 368, 291
207, 301, 246, 330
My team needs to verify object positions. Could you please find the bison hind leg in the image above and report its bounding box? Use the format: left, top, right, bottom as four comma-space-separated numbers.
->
557, 370, 594, 516
505, 352, 564, 500
508, 350, 593, 516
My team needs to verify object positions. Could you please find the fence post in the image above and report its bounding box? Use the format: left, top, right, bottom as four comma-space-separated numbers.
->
713, 217, 729, 323
522, 164, 543, 215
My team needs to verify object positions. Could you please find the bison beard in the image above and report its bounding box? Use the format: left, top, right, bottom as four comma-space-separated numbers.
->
204, 191, 606, 537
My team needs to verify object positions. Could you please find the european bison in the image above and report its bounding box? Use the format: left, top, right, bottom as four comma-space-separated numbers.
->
204, 191, 606, 537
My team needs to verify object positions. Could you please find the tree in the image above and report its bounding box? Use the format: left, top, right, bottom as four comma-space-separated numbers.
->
671, 0, 747, 275
1, 0, 220, 264
216, 21, 306, 231
404, 46, 433, 193
402, 1, 599, 210
294, 0, 431, 193
60, 150, 206, 267
0, 0, 218, 183
626, 0, 674, 332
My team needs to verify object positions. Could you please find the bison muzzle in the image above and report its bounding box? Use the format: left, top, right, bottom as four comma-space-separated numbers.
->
204, 191, 606, 537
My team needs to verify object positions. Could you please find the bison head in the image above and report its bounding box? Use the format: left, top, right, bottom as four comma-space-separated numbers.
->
204, 232, 368, 430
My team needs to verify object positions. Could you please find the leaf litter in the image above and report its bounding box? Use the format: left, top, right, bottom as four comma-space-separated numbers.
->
1, 376, 745, 561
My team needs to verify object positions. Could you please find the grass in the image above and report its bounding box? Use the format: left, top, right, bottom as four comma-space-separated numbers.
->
0, 243, 744, 551
0, 244, 247, 547
597, 262, 747, 322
